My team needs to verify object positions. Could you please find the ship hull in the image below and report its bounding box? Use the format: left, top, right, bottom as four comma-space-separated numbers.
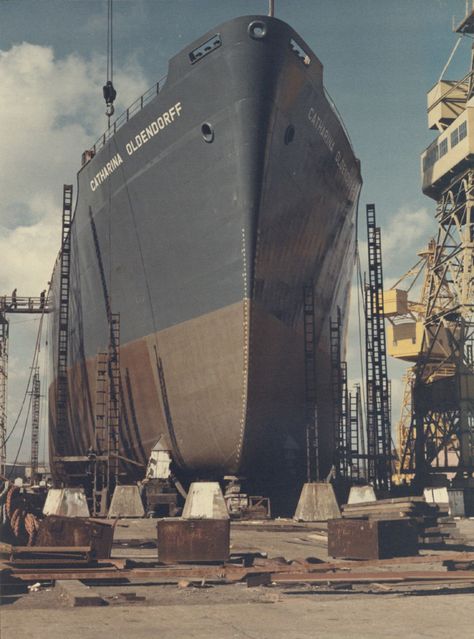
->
49, 15, 362, 512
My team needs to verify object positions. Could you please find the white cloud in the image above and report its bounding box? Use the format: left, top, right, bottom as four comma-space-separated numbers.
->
381, 206, 437, 275
0, 42, 148, 462
0, 42, 148, 292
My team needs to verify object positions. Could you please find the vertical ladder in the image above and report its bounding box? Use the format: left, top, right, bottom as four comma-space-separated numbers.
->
330, 311, 346, 477
365, 269, 376, 483
55, 184, 73, 456
365, 204, 392, 490
89, 201, 123, 510
303, 285, 319, 481
340, 360, 349, 476
94, 352, 109, 454
108, 313, 121, 487
93, 351, 108, 516
30, 368, 41, 478
349, 385, 361, 480
0, 314, 8, 476
92, 314, 121, 515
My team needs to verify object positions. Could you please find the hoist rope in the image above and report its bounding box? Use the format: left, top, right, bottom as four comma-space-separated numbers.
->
107, 0, 114, 85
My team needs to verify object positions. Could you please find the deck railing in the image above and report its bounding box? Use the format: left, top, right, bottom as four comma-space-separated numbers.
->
323, 87, 355, 154
92, 74, 168, 155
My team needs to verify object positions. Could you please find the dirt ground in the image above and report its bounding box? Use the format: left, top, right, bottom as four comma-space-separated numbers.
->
2, 518, 474, 639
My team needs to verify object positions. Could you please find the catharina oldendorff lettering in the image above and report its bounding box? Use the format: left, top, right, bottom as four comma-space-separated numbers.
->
125, 102, 182, 157
307, 106, 358, 196
89, 102, 183, 191
90, 153, 123, 192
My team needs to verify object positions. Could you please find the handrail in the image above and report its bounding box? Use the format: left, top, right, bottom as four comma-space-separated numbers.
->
92, 73, 168, 155
0, 296, 50, 314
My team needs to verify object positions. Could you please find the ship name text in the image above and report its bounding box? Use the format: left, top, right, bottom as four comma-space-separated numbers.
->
90, 153, 124, 192
89, 102, 183, 192
334, 151, 356, 194
307, 107, 359, 197
308, 107, 335, 152
125, 102, 182, 157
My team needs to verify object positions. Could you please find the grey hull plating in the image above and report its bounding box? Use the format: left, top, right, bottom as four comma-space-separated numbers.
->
49, 16, 362, 505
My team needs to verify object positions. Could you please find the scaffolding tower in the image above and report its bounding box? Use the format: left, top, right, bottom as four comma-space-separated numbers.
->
330, 311, 347, 477
329, 309, 362, 480
0, 295, 50, 476
55, 184, 73, 458
348, 384, 362, 481
365, 204, 392, 490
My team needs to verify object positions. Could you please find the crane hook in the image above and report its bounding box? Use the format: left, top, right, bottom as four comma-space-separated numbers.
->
103, 80, 117, 117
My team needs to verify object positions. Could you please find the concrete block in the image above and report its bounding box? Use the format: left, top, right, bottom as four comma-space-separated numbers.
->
424, 487, 465, 517
348, 485, 377, 505
294, 482, 341, 522
108, 485, 145, 518
182, 482, 229, 519
424, 486, 449, 506
43, 488, 90, 517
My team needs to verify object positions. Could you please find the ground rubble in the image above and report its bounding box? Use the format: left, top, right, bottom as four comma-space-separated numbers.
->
2, 517, 474, 638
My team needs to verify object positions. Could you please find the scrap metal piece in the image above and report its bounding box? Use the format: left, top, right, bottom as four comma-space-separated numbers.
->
328, 518, 419, 560
157, 518, 230, 563
36, 516, 114, 559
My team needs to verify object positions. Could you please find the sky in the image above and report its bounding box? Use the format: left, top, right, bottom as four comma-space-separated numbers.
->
0, 0, 471, 466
